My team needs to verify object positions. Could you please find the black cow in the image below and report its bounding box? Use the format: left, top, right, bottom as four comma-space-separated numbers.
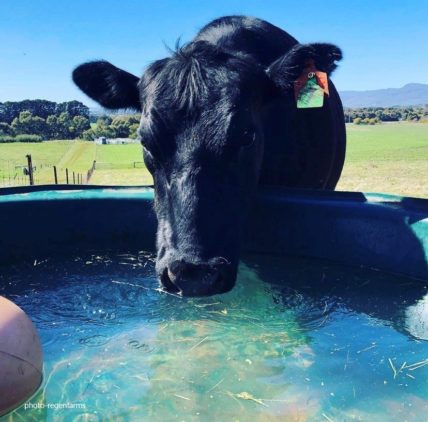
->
73, 16, 345, 296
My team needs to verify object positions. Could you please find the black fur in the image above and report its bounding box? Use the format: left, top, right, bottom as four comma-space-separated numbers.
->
72, 15, 346, 296
72, 61, 141, 110
267, 43, 342, 91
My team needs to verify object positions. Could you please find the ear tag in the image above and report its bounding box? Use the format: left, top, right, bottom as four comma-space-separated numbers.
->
294, 65, 329, 109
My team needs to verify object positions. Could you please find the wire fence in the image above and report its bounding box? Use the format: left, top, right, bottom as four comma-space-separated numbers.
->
94, 161, 145, 170
0, 155, 96, 188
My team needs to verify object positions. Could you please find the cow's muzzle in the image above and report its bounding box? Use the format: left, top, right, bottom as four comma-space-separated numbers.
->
159, 257, 236, 296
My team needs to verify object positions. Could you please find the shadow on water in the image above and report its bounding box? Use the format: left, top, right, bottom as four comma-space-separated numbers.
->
246, 254, 428, 341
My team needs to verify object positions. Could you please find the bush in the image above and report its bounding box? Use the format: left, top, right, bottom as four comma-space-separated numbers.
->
15, 134, 43, 142
0, 135, 16, 143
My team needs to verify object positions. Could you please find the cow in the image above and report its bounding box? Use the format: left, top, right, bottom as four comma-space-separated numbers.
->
73, 16, 345, 296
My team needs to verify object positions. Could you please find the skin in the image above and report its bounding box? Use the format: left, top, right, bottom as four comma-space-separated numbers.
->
72, 16, 344, 296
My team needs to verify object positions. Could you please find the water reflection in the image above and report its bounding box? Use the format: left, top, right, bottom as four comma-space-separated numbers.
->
248, 255, 428, 341
1, 252, 428, 421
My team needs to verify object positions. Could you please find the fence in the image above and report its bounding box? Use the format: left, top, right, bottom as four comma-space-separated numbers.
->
0, 155, 97, 188
94, 161, 145, 170
86, 160, 96, 183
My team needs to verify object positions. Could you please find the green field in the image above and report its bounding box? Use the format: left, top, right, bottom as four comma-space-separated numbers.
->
0, 141, 152, 186
0, 122, 426, 197
337, 122, 428, 198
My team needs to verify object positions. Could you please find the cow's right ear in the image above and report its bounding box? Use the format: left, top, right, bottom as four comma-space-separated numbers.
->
72, 61, 141, 110
266, 43, 342, 93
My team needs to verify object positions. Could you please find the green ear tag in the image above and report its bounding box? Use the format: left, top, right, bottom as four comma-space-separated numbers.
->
297, 74, 324, 109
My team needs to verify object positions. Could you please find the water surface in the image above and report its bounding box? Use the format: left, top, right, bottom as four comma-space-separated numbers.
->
1, 252, 428, 421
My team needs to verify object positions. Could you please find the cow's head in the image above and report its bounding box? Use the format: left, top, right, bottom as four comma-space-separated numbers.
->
73, 41, 341, 296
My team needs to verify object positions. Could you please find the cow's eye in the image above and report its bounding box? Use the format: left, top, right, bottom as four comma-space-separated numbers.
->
241, 129, 256, 147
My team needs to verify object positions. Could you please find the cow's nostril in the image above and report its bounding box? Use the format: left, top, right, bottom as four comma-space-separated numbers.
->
168, 260, 187, 277
160, 267, 180, 294
167, 267, 177, 283
161, 260, 227, 296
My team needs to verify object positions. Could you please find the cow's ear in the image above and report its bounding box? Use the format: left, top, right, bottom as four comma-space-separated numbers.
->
72, 61, 141, 110
266, 43, 342, 92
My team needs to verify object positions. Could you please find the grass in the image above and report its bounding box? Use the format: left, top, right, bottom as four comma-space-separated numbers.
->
0, 141, 73, 185
0, 122, 426, 197
0, 141, 152, 186
95, 144, 143, 165
337, 122, 428, 198
90, 168, 152, 185
57, 142, 96, 171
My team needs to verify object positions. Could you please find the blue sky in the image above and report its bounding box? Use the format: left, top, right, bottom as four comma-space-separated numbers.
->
1, 0, 427, 107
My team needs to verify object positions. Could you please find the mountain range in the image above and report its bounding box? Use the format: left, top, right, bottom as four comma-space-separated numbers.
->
339, 83, 428, 108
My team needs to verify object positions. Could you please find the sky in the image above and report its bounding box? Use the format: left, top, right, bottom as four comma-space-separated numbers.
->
1, 0, 427, 107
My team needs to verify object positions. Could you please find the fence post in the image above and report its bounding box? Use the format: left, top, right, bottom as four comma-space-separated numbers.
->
73, 172, 76, 184
66, 168, 69, 184
53, 166, 58, 184
26, 154, 34, 186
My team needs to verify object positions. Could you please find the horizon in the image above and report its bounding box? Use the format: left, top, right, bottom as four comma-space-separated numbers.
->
2, 82, 426, 109
1, 0, 427, 107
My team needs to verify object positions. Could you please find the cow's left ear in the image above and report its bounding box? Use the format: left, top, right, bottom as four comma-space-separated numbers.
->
72, 60, 141, 110
266, 43, 342, 92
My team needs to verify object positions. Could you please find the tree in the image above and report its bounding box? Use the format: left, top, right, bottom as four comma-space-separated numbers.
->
97, 115, 113, 126
0, 100, 89, 124
82, 128, 96, 141
56, 112, 73, 139
129, 123, 140, 139
11, 111, 47, 137
72, 115, 91, 137
46, 115, 60, 139
111, 121, 130, 137
0, 122, 14, 136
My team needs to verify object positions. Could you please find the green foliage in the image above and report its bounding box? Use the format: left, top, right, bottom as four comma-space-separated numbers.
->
12, 111, 47, 137
72, 115, 91, 134
0, 100, 91, 141
1, 110, 91, 141
128, 123, 140, 139
0, 101, 137, 141
0, 122, 14, 136
0, 100, 89, 124
83, 114, 140, 140
0, 135, 16, 143
0, 134, 43, 143
345, 106, 425, 123
15, 134, 43, 142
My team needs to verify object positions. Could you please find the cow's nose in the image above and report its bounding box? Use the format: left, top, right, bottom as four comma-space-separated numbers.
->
162, 260, 226, 296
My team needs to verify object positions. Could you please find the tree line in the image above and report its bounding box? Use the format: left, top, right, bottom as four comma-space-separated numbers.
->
0, 99, 141, 142
81, 115, 140, 140
0, 100, 91, 142
1, 100, 427, 142
344, 106, 427, 125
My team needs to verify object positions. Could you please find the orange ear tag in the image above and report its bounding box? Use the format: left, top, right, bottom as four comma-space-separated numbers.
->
294, 62, 329, 109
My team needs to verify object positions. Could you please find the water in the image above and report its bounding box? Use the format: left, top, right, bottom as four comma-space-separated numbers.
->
1, 251, 428, 421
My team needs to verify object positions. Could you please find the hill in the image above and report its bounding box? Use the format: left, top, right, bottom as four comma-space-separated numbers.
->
339, 83, 428, 107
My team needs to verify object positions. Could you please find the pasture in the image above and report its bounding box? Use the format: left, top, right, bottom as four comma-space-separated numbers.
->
0, 122, 426, 197
337, 122, 428, 198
